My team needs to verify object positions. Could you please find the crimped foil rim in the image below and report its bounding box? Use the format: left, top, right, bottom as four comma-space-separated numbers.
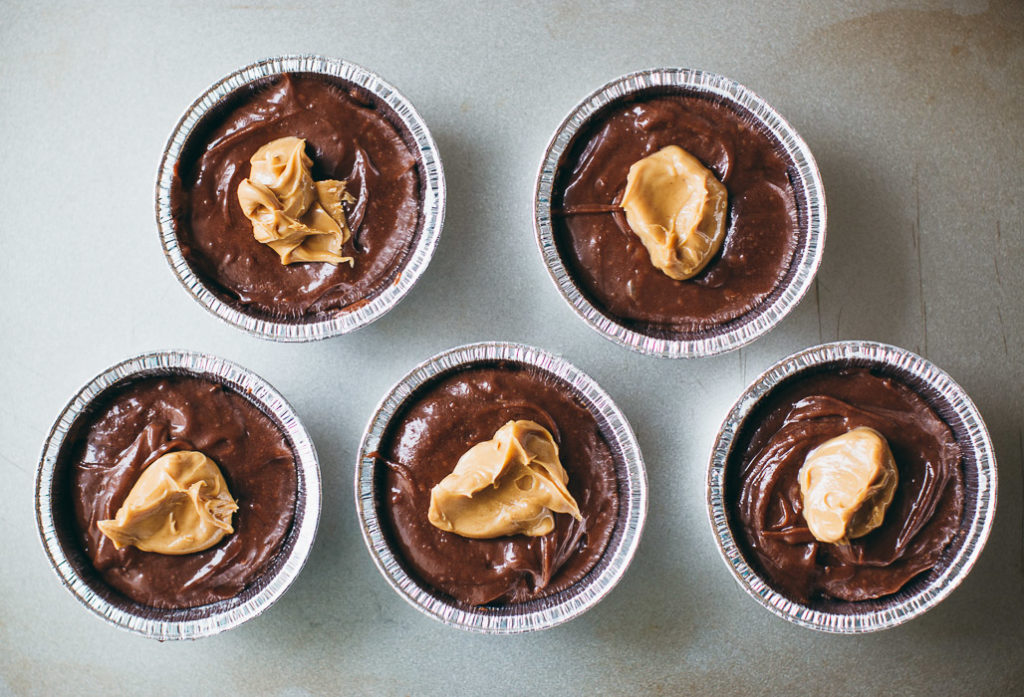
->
533, 68, 826, 358
706, 341, 997, 633
155, 55, 446, 342
355, 342, 648, 633
35, 351, 322, 639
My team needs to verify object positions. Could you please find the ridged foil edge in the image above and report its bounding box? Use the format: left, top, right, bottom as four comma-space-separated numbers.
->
155, 55, 446, 342
35, 351, 322, 639
533, 68, 826, 358
355, 342, 648, 633
706, 341, 997, 633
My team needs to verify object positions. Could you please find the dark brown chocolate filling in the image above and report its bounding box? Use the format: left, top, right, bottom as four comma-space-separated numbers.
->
171, 73, 422, 320
552, 92, 800, 337
379, 363, 619, 606
727, 368, 964, 605
65, 375, 297, 609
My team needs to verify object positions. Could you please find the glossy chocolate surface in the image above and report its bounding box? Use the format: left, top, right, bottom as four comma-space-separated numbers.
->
728, 368, 964, 604
380, 363, 619, 606
172, 73, 421, 319
553, 92, 799, 336
66, 375, 297, 609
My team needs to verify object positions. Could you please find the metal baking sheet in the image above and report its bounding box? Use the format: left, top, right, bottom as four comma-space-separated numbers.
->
1, 1, 1021, 694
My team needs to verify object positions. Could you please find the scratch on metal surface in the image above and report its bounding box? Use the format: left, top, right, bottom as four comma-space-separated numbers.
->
229, 4, 307, 9
834, 306, 843, 340
0, 451, 27, 475
1019, 428, 1023, 576
913, 166, 928, 357
997, 306, 1009, 356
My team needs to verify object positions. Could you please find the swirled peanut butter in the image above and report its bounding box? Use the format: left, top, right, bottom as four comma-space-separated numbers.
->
428, 420, 582, 539
798, 427, 899, 545
97, 450, 238, 555
237, 136, 355, 265
619, 144, 728, 280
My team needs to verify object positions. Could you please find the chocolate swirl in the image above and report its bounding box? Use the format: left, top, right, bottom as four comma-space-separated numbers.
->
552, 93, 799, 335
171, 73, 420, 319
380, 364, 619, 606
728, 368, 964, 604
67, 376, 297, 609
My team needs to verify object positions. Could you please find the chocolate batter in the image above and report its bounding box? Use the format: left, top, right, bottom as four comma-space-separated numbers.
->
171, 73, 421, 319
66, 375, 297, 609
380, 363, 619, 606
727, 368, 964, 604
553, 92, 799, 336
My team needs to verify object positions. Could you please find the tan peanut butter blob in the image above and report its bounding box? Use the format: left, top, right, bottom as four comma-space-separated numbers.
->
798, 427, 899, 545
428, 420, 582, 539
237, 136, 356, 265
619, 144, 728, 280
97, 450, 238, 555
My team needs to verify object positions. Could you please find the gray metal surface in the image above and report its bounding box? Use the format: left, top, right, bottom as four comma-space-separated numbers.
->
1, 0, 1021, 694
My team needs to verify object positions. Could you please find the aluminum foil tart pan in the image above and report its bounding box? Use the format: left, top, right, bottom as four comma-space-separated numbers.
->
534, 68, 826, 358
156, 55, 445, 341
707, 341, 996, 632
35, 351, 321, 639
356, 342, 647, 633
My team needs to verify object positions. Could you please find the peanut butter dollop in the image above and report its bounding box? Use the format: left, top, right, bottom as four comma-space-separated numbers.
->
97, 450, 239, 555
798, 427, 899, 545
428, 420, 582, 539
237, 136, 355, 265
620, 145, 728, 280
